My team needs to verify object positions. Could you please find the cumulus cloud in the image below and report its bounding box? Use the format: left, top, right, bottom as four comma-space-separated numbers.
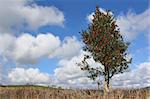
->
87, 8, 150, 41
0, 33, 81, 64
0, 34, 15, 62
116, 8, 150, 41
112, 61, 150, 88
54, 50, 103, 86
54, 51, 88, 85
0, 0, 64, 32
8, 67, 51, 84
13, 33, 61, 64
50, 36, 82, 59
6, 60, 150, 87
54, 49, 150, 88
21, 5, 65, 29
0, 33, 60, 64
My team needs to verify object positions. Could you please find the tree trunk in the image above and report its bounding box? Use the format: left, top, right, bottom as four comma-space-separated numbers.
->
97, 82, 100, 91
104, 76, 109, 93
104, 67, 109, 95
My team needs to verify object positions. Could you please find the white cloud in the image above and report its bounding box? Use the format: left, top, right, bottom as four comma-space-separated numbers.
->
0, 0, 64, 32
0, 33, 60, 64
6, 60, 150, 87
50, 36, 82, 59
8, 67, 51, 84
54, 51, 91, 85
21, 5, 65, 29
13, 33, 61, 64
54, 50, 102, 86
0, 34, 16, 62
87, 12, 94, 23
112, 61, 150, 88
54, 49, 150, 88
116, 8, 150, 41
87, 8, 150, 41
0, 33, 81, 64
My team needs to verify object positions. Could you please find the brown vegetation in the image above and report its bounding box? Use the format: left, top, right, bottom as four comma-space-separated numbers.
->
0, 86, 150, 99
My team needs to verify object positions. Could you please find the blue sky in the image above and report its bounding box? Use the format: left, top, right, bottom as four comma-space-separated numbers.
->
35, 0, 149, 73
0, 0, 149, 88
33, 0, 148, 37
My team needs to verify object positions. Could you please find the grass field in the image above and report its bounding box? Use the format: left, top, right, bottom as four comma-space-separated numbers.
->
0, 85, 150, 99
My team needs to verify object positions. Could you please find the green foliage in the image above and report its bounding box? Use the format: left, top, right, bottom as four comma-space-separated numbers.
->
78, 6, 132, 87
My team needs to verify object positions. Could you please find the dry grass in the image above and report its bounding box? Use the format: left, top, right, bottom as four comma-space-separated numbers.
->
0, 85, 150, 99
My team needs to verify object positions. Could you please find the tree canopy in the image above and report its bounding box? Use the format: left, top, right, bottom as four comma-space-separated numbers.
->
78, 6, 132, 93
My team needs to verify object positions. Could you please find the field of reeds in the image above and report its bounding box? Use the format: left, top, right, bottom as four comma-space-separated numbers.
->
0, 85, 150, 99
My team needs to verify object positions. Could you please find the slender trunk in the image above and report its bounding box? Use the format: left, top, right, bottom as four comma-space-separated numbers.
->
97, 82, 100, 91
104, 66, 109, 95
107, 67, 109, 90
104, 76, 109, 94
